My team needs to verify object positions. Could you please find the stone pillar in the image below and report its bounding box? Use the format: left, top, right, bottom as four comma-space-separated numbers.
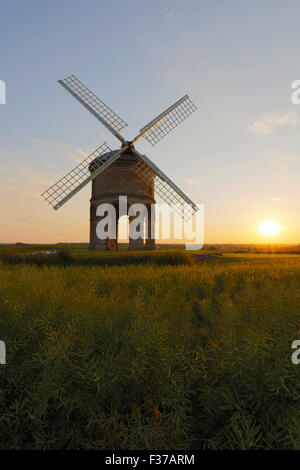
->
145, 204, 156, 250
89, 202, 98, 250
128, 214, 145, 250
89, 200, 118, 251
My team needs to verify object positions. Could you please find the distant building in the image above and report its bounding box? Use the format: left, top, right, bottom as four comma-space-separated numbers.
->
248, 246, 256, 253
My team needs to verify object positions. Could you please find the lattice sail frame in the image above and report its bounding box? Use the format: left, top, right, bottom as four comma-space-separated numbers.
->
42, 142, 112, 209
130, 158, 196, 221
137, 95, 197, 146
42, 75, 198, 215
59, 75, 128, 134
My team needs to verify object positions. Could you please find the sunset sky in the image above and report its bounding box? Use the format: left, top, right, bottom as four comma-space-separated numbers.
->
1, 0, 300, 244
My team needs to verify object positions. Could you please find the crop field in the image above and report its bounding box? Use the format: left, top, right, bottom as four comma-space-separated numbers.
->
0, 246, 299, 450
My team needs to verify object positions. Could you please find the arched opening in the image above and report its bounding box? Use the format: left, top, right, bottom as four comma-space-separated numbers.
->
118, 213, 149, 250
118, 214, 129, 249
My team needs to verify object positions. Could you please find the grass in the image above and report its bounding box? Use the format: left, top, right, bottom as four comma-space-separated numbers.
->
0, 247, 194, 268
0, 248, 299, 449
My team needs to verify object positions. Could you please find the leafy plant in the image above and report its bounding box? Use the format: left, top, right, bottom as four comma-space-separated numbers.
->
0, 252, 299, 449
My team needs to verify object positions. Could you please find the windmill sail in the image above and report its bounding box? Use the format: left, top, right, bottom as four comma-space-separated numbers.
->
58, 75, 127, 143
132, 95, 197, 146
130, 148, 198, 221
42, 143, 125, 210
42, 74, 198, 224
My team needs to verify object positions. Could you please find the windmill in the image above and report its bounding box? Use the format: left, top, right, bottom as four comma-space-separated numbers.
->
42, 75, 198, 250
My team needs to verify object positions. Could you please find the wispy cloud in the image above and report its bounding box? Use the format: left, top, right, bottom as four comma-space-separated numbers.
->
0, 146, 91, 244
183, 177, 196, 185
165, 9, 175, 20
247, 111, 298, 137
73, 147, 88, 163
32, 138, 52, 145
250, 197, 281, 207
0, 161, 54, 205
29, 137, 91, 166
164, 8, 183, 30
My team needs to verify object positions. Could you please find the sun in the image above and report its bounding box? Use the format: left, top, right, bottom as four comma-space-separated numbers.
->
258, 219, 282, 237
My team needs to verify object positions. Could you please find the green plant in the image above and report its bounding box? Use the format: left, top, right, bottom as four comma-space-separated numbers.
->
0, 254, 299, 449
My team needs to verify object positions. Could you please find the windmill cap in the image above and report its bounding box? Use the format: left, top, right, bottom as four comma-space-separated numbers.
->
89, 149, 138, 172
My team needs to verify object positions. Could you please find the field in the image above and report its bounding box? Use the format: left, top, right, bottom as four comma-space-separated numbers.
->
0, 246, 299, 450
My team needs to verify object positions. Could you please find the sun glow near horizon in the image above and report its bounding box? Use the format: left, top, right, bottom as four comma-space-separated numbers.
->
258, 219, 283, 238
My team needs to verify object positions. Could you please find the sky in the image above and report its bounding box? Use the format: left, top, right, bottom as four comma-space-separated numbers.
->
1, 0, 300, 244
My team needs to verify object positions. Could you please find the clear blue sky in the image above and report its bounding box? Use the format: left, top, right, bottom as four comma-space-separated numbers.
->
1, 0, 300, 243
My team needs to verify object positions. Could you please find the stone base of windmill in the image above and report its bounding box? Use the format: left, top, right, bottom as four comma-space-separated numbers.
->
89, 198, 157, 251
89, 150, 157, 252
145, 239, 156, 250
128, 238, 156, 250
90, 239, 118, 251
90, 238, 155, 251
